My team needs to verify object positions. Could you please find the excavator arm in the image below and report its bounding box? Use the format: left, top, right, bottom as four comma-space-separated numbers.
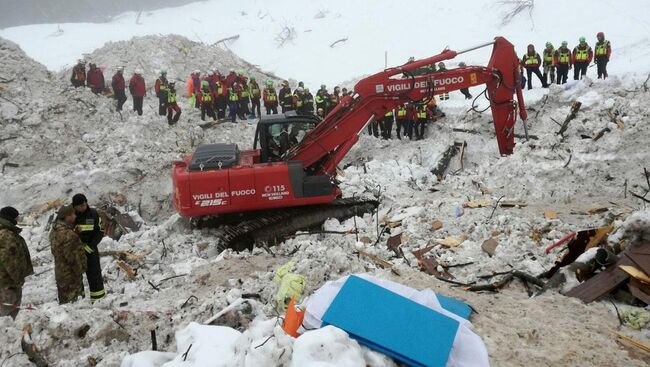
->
288, 36, 527, 176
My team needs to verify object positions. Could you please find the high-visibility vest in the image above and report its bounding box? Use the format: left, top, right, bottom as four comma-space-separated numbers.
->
267, 90, 277, 101
397, 106, 407, 118
168, 92, 177, 103
417, 107, 427, 119
557, 49, 571, 64
385, 110, 393, 117
251, 86, 260, 97
216, 83, 223, 95
295, 94, 303, 107
543, 49, 554, 64
229, 89, 239, 102
574, 47, 590, 61
241, 86, 250, 98
524, 54, 539, 66
595, 41, 609, 56
203, 91, 212, 103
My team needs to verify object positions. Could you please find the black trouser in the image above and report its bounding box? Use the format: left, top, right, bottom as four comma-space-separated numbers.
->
543, 65, 555, 85
201, 104, 216, 121
367, 121, 379, 137
596, 57, 608, 79
415, 119, 426, 140
380, 117, 393, 139
132, 96, 143, 115
404, 120, 414, 140
574, 62, 588, 80
167, 104, 181, 124
396, 119, 406, 139
460, 88, 472, 99
251, 98, 261, 117
157, 93, 167, 116
556, 64, 569, 84
240, 97, 250, 117
526, 67, 547, 89
115, 90, 127, 111
216, 96, 227, 119
265, 104, 278, 115
86, 245, 105, 301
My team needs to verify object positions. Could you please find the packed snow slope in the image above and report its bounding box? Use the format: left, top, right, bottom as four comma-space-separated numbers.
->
2, 0, 650, 87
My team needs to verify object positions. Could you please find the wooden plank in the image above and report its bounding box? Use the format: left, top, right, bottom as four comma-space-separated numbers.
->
565, 254, 633, 303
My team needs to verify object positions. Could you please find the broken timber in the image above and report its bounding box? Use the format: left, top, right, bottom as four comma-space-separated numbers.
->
557, 101, 582, 136
431, 141, 466, 180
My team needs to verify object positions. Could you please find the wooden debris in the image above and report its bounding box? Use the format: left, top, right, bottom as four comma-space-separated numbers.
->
592, 127, 611, 141
418, 256, 453, 280
431, 141, 465, 180
628, 278, 650, 304
481, 238, 499, 257
386, 235, 403, 255
557, 101, 582, 135
434, 237, 465, 248
464, 199, 492, 208
430, 220, 443, 231
411, 245, 435, 259
587, 207, 609, 215
32, 199, 65, 216
607, 110, 625, 129
472, 180, 492, 195
500, 200, 528, 207
116, 260, 136, 279
21, 324, 48, 367
356, 250, 399, 276
101, 250, 145, 262
619, 265, 650, 283
613, 332, 650, 353
464, 273, 514, 292
544, 210, 558, 219
359, 236, 372, 244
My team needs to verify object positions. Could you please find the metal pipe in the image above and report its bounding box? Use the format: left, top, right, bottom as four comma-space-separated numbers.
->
456, 41, 496, 55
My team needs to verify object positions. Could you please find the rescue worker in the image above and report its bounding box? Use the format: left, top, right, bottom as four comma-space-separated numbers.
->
437, 63, 450, 100
542, 42, 556, 85
328, 86, 341, 114
228, 83, 240, 122
198, 81, 216, 121
129, 69, 146, 116
521, 44, 548, 89
0, 207, 33, 319
72, 194, 105, 302
415, 103, 428, 140
239, 78, 251, 119
191, 70, 202, 108
263, 80, 279, 115
405, 103, 417, 140
395, 104, 408, 140
86, 63, 105, 94
380, 109, 394, 139
293, 86, 305, 114
249, 77, 262, 118
316, 108, 325, 119
367, 117, 379, 138
279, 81, 293, 113
341, 87, 349, 97
155, 69, 169, 116
553, 41, 572, 85
572, 37, 593, 80
71, 59, 86, 87
111, 66, 127, 111
303, 88, 315, 115
594, 32, 611, 79
225, 69, 237, 88
315, 85, 329, 113
50, 205, 87, 304
166, 81, 181, 125
458, 62, 472, 100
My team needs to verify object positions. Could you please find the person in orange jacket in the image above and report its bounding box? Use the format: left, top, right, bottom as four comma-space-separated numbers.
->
521, 44, 548, 90
594, 32, 611, 79
572, 36, 593, 80
553, 41, 572, 85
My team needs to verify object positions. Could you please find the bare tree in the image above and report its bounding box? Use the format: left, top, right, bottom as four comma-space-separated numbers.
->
499, 0, 535, 28
275, 25, 297, 48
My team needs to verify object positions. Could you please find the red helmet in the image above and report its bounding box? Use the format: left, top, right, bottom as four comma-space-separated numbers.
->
597, 32, 605, 38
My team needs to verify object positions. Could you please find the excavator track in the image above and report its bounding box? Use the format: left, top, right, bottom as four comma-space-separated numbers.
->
216, 198, 378, 253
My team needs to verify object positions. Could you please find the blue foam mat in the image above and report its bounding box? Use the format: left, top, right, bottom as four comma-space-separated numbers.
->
322, 276, 460, 367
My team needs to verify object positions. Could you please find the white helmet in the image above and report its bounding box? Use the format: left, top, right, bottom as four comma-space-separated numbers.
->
194, 69, 201, 74
135, 68, 143, 75
116, 66, 124, 71
296, 86, 304, 92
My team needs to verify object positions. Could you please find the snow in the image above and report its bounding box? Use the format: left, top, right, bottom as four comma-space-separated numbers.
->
2, 0, 650, 89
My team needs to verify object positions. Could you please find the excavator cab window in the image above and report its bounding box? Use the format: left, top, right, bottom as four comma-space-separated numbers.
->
254, 113, 320, 163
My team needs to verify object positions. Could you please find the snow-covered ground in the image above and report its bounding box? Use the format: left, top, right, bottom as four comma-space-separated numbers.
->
2, 1, 650, 366
2, 0, 650, 88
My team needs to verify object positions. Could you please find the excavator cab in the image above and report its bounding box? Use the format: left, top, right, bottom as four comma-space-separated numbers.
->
253, 112, 320, 163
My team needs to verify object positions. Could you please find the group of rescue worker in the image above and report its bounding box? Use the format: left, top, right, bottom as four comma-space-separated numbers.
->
0, 195, 106, 318
520, 32, 612, 89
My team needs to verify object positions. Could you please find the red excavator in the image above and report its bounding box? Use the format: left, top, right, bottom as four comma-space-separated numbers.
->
173, 37, 527, 250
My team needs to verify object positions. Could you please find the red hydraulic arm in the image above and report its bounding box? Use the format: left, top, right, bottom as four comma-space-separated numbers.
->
287, 37, 527, 176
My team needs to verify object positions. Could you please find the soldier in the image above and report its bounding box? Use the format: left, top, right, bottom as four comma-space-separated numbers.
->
72, 194, 106, 302
50, 205, 87, 304
0, 207, 33, 319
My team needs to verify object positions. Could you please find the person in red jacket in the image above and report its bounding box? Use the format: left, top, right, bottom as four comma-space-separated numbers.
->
111, 66, 127, 111
263, 80, 279, 115
572, 36, 593, 80
86, 63, 105, 94
71, 59, 86, 87
225, 69, 237, 89
166, 81, 181, 125
129, 69, 146, 116
213, 70, 227, 119
553, 41, 572, 85
521, 44, 548, 90
594, 32, 611, 79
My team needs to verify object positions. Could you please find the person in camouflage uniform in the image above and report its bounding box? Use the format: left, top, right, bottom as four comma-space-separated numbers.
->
0, 207, 34, 319
50, 205, 87, 304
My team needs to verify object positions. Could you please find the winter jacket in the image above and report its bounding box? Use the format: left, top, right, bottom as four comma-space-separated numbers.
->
250, 81, 262, 99
71, 64, 86, 84
129, 74, 146, 97
155, 77, 169, 97
74, 207, 104, 250
553, 47, 573, 65
595, 40, 611, 59
86, 68, 105, 90
263, 87, 278, 106
572, 44, 593, 63
543, 48, 555, 67
0, 218, 33, 289
112, 73, 125, 92
521, 52, 542, 68
50, 221, 87, 304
